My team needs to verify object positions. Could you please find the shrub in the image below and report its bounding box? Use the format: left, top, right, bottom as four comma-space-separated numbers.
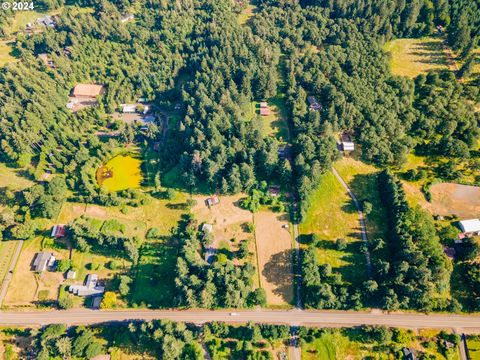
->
146, 227, 162, 239
56, 259, 71, 272
100, 292, 117, 309
335, 238, 347, 251
106, 260, 121, 270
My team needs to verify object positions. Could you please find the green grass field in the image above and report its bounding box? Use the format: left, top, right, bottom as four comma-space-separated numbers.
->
97, 154, 142, 192
468, 336, 480, 360
0, 163, 33, 190
299, 170, 367, 286
0, 41, 16, 67
384, 38, 449, 78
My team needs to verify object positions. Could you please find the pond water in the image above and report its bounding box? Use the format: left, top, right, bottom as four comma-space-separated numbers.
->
97, 154, 142, 192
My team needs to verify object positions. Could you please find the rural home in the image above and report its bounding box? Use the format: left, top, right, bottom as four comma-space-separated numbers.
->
72, 84, 104, 98
268, 185, 280, 197
307, 96, 322, 111
51, 224, 66, 238
260, 102, 268, 108
36, 15, 56, 28
459, 219, 480, 237
69, 274, 105, 297
206, 196, 220, 207
32, 252, 56, 272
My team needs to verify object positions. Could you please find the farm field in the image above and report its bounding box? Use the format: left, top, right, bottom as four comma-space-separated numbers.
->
384, 37, 449, 78
97, 154, 142, 192
254, 210, 294, 306
299, 169, 367, 287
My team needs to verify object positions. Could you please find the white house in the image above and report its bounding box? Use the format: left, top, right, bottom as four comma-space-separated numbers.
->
69, 274, 105, 297
459, 219, 480, 236
121, 104, 137, 113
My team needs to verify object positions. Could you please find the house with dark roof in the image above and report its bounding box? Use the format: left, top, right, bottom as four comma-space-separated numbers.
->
307, 96, 322, 111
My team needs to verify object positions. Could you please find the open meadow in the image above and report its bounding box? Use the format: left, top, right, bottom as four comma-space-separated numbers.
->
300, 170, 367, 287
237, 2, 257, 25
254, 210, 294, 306
384, 38, 449, 78
97, 154, 142, 192
0, 163, 33, 190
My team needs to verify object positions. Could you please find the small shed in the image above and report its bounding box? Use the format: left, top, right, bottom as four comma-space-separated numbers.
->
260, 102, 268, 108
206, 196, 220, 207
260, 107, 270, 116
66, 270, 77, 279
202, 223, 213, 234
341, 142, 355, 152
51, 225, 66, 238
268, 186, 280, 197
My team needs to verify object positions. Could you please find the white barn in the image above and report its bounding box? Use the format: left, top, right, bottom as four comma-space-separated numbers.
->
459, 219, 480, 236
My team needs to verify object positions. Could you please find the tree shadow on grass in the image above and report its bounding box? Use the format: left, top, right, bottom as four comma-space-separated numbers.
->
262, 249, 294, 304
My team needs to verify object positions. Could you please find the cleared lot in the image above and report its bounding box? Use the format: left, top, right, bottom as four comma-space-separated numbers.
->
254, 210, 294, 306
429, 183, 480, 218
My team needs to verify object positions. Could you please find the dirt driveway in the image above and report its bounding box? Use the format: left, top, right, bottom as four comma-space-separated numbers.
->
430, 183, 480, 218
254, 211, 294, 306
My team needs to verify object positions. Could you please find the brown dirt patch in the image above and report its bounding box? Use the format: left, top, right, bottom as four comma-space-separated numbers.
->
254, 210, 294, 306
192, 194, 253, 249
429, 183, 480, 218
85, 205, 107, 218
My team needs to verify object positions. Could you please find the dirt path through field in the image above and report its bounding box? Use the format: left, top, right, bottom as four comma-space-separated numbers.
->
254, 210, 294, 306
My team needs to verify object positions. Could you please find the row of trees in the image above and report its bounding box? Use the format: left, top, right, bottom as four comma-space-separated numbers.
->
174, 214, 265, 308
375, 171, 452, 311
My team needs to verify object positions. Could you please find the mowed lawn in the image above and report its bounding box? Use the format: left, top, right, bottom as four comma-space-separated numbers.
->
0, 241, 17, 286
384, 38, 449, 78
301, 331, 370, 360
299, 170, 367, 286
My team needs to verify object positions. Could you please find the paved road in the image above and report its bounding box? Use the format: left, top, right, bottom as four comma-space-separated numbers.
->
2, 309, 480, 330
0, 240, 23, 307
331, 167, 372, 276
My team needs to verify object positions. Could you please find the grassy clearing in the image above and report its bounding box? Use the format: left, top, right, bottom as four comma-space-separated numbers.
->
0, 163, 33, 190
334, 157, 386, 240
299, 170, 367, 286
467, 336, 480, 360
0, 41, 16, 67
237, 2, 257, 25
384, 38, 449, 78
0, 241, 16, 285
244, 97, 290, 142
302, 331, 365, 360
97, 154, 142, 192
